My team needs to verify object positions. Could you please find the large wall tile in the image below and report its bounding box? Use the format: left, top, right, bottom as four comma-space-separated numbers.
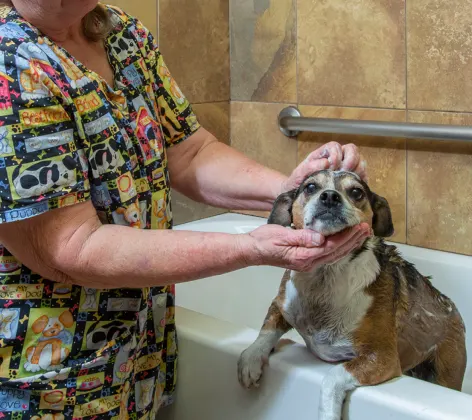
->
297, 0, 405, 108
172, 102, 230, 225
408, 0, 472, 111
231, 102, 298, 175
231, 101, 297, 218
159, 0, 230, 103
407, 112, 472, 255
230, 0, 296, 103
193, 102, 230, 144
298, 106, 407, 243
107, 0, 158, 37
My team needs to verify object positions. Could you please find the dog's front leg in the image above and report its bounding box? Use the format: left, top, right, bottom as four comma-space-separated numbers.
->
319, 353, 402, 420
238, 301, 292, 389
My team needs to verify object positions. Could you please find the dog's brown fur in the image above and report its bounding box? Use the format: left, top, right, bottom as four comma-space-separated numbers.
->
238, 170, 466, 420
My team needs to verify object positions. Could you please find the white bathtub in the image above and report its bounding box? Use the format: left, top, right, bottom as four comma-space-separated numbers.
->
159, 213, 472, 420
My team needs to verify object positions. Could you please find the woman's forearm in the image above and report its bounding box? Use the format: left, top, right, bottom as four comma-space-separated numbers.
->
62, 223, 256, 289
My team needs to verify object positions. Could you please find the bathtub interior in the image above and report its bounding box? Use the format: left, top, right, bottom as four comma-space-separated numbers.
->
174, 213, 472, 395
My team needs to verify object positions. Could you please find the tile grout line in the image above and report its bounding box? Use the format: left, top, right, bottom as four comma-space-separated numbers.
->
228, 0, 232, 147
405, 0, 409, 244
405, 0, 408, 111
223, 99, 472, 116
157, 0, 159, 44
295, 0, 300, 161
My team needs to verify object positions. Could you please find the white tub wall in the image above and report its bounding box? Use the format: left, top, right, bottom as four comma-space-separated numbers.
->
159, 307, 472, 420
174, 213, 472, 393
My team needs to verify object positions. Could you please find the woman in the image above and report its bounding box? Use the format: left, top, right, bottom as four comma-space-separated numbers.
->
0, 1, 370, 418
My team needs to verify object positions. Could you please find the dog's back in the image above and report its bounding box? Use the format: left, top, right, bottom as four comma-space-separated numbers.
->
372, 239, 467, 388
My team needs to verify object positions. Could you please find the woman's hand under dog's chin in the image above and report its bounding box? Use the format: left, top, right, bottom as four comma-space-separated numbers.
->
239, 222, 372, 272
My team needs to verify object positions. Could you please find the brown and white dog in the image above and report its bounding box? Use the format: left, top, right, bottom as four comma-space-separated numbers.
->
237, 170, 466, 420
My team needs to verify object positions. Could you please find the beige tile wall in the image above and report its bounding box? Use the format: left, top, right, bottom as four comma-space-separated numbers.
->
297, 0, 406, 108
226, 0, 472, 256
139, 0, 471, 254
230, 0, 296, 103
158, 0, 231, 224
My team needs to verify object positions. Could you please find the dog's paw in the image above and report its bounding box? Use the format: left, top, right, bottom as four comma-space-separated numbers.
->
46, 364, 64, 371
23, 362, 41, 373
237, 346, 268, 389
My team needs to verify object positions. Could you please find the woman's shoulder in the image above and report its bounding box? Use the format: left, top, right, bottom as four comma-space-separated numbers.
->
104, 4, 159, 56
104, 4, 152, 37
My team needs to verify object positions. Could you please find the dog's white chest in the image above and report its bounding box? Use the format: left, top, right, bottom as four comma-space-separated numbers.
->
281, 260, 375, 362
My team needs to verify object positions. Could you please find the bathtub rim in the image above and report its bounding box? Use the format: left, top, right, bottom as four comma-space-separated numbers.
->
173, 306, 472, 420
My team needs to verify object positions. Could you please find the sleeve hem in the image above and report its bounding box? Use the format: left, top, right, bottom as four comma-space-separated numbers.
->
166, 123, 202, 148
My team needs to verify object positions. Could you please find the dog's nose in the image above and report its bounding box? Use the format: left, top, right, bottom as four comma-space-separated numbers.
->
320, 190, 342, 208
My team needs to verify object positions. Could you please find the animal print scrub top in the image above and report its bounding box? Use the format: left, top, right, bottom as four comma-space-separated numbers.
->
0, 4, 200, 419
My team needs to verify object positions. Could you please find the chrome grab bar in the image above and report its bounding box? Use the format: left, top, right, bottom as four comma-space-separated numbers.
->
278, 106, 472, 142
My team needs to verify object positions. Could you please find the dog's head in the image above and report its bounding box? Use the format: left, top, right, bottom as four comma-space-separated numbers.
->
31, 310, 74, 337
268, 170, 394, 237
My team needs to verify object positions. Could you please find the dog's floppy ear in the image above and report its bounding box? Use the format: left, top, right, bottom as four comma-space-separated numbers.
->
59, 310, 74, 328
370, 193, 394, 237
268, 189, 298, 227
31, 315, 49, 334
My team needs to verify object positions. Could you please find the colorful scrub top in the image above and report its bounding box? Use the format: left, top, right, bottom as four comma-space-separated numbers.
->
0, 4, 200, 419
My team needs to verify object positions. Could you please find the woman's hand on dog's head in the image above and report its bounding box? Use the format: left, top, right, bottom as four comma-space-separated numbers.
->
240, 223, 372, 272
281, 142, 367, 194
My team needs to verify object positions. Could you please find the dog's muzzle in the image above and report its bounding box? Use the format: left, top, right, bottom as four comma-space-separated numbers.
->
307, 190, 350, 235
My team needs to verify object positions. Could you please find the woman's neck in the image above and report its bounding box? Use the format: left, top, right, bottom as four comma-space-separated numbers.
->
11, 0, 95, 42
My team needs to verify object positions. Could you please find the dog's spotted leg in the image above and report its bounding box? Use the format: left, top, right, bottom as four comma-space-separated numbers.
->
319, 296, 402, 420
319, 364, 358, 420
319, 352, 402, 420
238, 301, 292, 389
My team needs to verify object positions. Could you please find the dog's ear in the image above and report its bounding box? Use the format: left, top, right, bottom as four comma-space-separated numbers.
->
268, 189, 298, 227
370, 193, 394, 237
32, 315, 49, 334
59, 310, 74, 328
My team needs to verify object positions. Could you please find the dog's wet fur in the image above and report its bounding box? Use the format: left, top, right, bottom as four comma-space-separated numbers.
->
237, 170, 466, 420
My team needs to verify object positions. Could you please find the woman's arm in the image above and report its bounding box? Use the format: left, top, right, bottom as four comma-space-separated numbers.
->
167, 128, 366, 211
0, 200, 370, 289
167, 128, 287, 211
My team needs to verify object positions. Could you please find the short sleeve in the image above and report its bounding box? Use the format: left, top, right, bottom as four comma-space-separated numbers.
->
153, 50, 201, 147
107, 6, 201, 148
0, 37, 90, 224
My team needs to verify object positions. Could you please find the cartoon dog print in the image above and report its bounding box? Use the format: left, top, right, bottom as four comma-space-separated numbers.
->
157, 62, 185, 105
118, 380, 131, 420
85, 320, 131, 351
89, 139, 124, 177
108, 31, 138, 62
81, 288, 98, 311
116, 198, 142, 229
154, 197, 167, 229
31, 415, 64, 420
136, 377, 155, 412
169, 79, 185, 105
0, 308, 20, 339
12, 156, 77, 199
24, 310, 74, 373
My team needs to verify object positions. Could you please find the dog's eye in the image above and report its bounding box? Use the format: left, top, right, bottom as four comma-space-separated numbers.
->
304, 183, 317, 194
349, 188, 364, 201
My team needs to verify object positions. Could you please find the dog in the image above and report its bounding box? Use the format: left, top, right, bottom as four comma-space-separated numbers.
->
116, 199, 142, 229
81, 287, 98, 310
237, 170, 466, 420
24, 310, 74, 373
